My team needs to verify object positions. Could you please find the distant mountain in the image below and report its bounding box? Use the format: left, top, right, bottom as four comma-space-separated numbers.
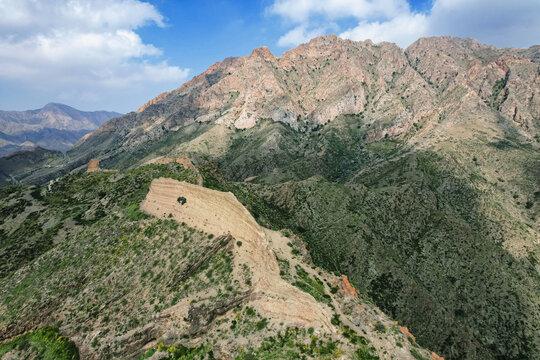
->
0, 103, 121, 156
0, 146, 61, 186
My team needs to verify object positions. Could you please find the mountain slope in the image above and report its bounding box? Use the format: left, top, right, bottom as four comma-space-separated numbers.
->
65, 35, 537, 166
1, 35, 539, 360
0, 147, 62, 186
211, 146, 538, 359
0, 103, 121, 156
0, 163, 435, 359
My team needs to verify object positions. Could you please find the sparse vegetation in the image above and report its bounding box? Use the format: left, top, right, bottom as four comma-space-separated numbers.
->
0, 327, 79, 360
292, 264, 331, 304
487, 78, 505, 110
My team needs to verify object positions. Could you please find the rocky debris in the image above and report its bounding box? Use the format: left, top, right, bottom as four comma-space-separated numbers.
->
110, 323, 159, 358
151, 157, 175, 165
175, 156, 196, 170
167, 233, 233, 288
243, 176, 257, 182
430, 352, 445, 360
0, 299, 59, 343
399, 325, 416, 342
86, 159, 100, 173
187, 291, 251, 335
146, 156, 195, 168
145, 156, 202, 185
285, 231, 313, 263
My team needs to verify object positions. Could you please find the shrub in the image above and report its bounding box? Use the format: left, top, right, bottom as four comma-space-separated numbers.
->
256, 318, 269, 330
0, 327, 79, 360
410, 349, 428, 360
356, 347, 379, 360
125, 203, 147, 221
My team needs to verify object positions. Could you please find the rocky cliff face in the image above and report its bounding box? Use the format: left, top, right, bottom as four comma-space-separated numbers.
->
406, 37, 539, 136
73, 35, 537, 161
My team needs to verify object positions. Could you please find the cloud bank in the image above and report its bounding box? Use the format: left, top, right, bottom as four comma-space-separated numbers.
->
0, 0, 189, 112
270, 0, 540, 48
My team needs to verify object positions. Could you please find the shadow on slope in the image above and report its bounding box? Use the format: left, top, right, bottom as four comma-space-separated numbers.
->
203, 149, 539, 360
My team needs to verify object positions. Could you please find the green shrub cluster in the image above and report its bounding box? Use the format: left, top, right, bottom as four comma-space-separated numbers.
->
0, 326, 79, 360
292, 264, 331, 304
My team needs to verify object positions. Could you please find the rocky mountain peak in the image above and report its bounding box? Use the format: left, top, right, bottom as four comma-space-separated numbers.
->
408, 36, 485, 51
42, 102, 68, 110
0, 103, 121, 156
77, 35, 538, 161
249, 46, 275, 61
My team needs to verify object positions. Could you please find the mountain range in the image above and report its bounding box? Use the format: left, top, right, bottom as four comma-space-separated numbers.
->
0, 35, 538, 360
0, 103, 121, 157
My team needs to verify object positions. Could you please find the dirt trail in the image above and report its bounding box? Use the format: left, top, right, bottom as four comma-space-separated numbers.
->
140, 178, 333, 330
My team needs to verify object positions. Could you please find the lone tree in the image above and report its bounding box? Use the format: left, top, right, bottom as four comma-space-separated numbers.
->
177, 196, 187, 205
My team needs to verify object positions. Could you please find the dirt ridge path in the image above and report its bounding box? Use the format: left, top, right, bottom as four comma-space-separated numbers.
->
140, 177, 333, 330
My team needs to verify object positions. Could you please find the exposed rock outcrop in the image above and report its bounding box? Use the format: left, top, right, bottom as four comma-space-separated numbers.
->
71, 35, 538, 173
140, 178, 334, 330
86, 159, 100, 173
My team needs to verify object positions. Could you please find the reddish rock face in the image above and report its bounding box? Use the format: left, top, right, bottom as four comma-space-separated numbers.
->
175, 156, 196, 170
137, 91, 170, 113
86, 159, 100, 173
406, 36, 539, 136
430, 352, 445, 360
399, 326, 416, 342
79, 35, 538, 156
340, 274, 358, 297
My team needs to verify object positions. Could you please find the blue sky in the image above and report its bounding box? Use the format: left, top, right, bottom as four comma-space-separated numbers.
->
138, 0, 437, 77
0, 0, 538, 113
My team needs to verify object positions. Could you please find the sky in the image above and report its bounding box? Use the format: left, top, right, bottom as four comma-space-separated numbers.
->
0, 0, 539, 113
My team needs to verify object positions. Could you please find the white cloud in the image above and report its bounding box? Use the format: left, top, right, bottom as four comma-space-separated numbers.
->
270, 0, 410, 23
0, 0, 165, 34
270, 0, 540, 48
428, 0, 540, 48
340, 13, 428, 47
278, 25, 328, 47
0, 0, 189, 112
